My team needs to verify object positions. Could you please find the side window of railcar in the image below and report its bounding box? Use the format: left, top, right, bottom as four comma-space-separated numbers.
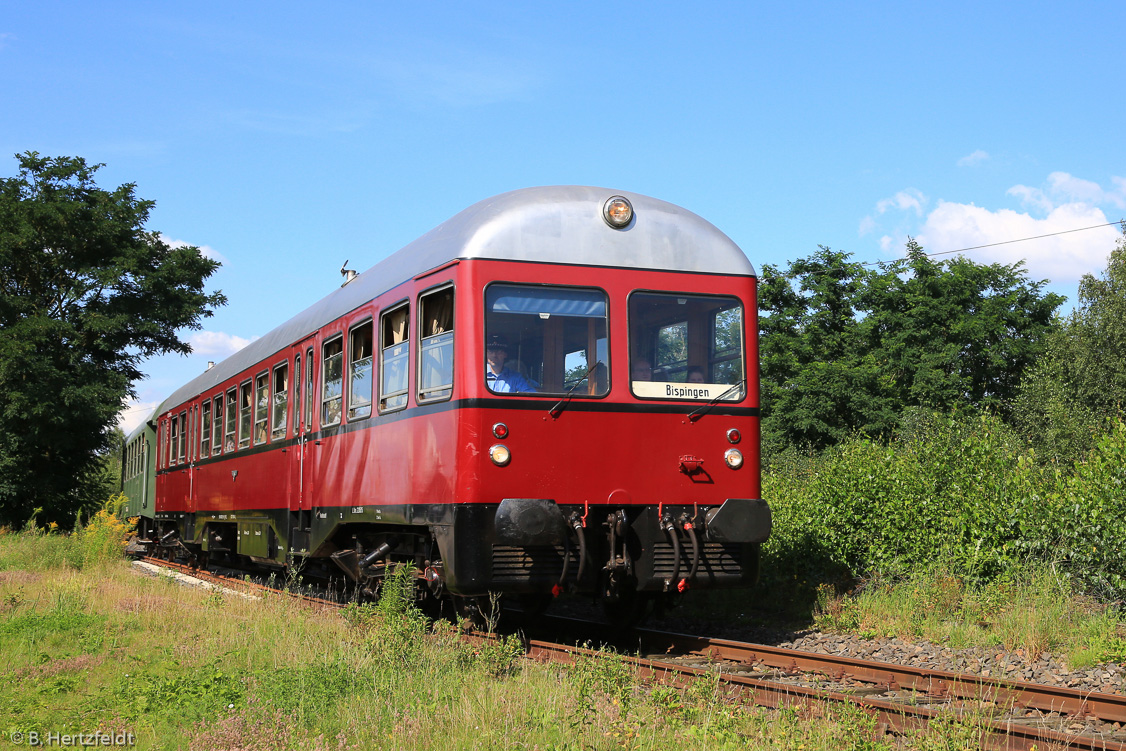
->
321, 336, 343, 427
212, 395, 223, 456
348, 322, 373, 420
380, 306, 409, 412
305, 347, 314, 430
418, 287, 454, 402
293, 354, 302, 435
483, 284, 609, 396
179, 411, 188, 464
170, 414, 178, 465
200, 401, 211, 458
224, 388, 237, 452
627, 292, 745, 401
254, 373, 269, 444
272, 363, 288, 438
238, 382, 252, 449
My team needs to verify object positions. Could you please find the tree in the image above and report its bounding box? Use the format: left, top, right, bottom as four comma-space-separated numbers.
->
759, 241, 1064, 454
0, 152, 226, 527
1013, 224, 1126, 463
759, 246, 887, 453
864, 241, 1063, 416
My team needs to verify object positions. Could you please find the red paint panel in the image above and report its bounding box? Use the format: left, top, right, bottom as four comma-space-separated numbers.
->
155, 258, 762, 517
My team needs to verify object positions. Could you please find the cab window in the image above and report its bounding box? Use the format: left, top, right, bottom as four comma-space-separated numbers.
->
484, 284, 608, 396
628, 292, 745, 401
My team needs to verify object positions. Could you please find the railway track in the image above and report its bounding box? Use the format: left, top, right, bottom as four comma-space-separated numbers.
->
526, 614, 1126, 751
137, 557, 1126, 750
136, 555, 344, 610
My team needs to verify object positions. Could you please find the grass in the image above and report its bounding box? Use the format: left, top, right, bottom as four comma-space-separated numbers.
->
0, 528, 1082, 750
810, 564, 1126, 668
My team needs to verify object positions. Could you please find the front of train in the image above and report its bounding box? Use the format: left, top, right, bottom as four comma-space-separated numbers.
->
433, 188, 771, 616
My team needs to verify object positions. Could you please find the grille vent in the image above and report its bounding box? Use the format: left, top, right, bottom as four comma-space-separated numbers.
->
492, 545, 567, 582
652, 542, 742, 578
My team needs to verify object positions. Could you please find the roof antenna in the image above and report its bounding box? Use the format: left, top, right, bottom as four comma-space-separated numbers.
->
340, 260, 357, 286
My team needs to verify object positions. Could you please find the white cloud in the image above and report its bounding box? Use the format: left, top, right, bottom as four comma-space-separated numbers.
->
188, 331, 257, 358
957, 150, 990, 167
1005, 184, 1054, 214
864, 172, 1125, 283
161, 234, 227, 264
876, 188, 926, 216
916, 201, 1119, 283
1010, 172, 1126, 214
117, 399, 159, 434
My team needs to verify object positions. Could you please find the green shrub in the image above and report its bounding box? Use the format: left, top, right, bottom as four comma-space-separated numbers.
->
761, 410, 1126, 603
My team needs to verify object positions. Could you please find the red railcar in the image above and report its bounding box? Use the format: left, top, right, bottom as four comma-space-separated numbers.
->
147, 187, 770, 613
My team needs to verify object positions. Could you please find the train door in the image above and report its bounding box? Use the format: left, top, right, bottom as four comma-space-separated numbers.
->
289, 339, 316, 553
186, 403, 196, 514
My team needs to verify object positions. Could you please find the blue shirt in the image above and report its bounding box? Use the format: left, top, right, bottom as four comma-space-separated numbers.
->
487, 367, 535, 393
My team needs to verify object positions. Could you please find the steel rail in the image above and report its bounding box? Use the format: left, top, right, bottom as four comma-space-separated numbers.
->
525, 638, 1126, 751
634, 627, 1126, 725
138, 556, 343, 610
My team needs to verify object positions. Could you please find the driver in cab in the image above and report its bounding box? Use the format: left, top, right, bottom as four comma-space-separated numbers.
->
486, 335, 535, 393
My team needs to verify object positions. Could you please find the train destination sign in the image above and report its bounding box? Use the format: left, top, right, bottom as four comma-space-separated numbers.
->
631, 381, 743, 401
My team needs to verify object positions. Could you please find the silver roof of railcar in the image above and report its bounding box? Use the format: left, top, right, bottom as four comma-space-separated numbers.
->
156, 186, 754, 415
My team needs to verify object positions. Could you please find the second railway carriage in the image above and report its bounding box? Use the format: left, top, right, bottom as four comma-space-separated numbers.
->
120, 419, 156, 525
146, 186, 771, 613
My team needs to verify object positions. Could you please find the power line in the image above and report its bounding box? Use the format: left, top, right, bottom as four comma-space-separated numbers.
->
117, 404, 156, 415
862, 220, 1123, 267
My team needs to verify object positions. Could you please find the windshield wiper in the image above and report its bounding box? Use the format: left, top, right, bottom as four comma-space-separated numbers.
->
549, 361, 604, 418
687, 378, 746, 423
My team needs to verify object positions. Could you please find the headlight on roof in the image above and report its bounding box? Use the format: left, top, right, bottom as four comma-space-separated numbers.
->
602, 196, 633, 228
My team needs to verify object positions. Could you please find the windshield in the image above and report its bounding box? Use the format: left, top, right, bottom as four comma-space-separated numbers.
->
484, 284, 609, 396
628, 292, 745, 401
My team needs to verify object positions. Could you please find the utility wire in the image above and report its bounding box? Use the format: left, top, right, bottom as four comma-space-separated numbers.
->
862, 220, 1123, 267
117, 405, 156, 415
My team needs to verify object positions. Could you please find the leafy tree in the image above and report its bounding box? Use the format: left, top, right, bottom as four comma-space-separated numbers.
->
759, 241, 1064, 453
1013, 224, 1126, 463
759, 247, 886, 453
0, 152, 225, 527
864, 241, 1063, 416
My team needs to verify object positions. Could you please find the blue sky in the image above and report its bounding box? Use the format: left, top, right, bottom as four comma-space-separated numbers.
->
2, 2, 1124, 432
